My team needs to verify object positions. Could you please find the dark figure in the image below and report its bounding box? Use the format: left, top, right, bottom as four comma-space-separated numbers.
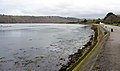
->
111, 28, 113, 32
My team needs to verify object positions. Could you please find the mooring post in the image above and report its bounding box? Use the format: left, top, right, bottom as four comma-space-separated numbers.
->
111, 28, 113, 32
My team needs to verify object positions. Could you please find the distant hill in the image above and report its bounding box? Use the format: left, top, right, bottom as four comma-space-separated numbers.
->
0, 15, 81, 23
104, 12, 120, 24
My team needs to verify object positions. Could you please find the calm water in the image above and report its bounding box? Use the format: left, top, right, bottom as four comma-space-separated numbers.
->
0, 24, 93, 71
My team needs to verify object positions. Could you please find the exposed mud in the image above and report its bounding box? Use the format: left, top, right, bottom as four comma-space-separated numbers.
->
59, 25, 98, 71
0, 24, 93, 71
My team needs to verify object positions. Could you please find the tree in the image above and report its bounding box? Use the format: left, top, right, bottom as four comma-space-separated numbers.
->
95, 18, 101, 24
83, 19, 87, 23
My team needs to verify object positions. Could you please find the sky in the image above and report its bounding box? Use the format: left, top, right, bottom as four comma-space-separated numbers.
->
0, 0, 120, 18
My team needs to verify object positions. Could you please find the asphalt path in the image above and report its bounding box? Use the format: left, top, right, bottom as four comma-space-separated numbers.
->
93, 25, 120, 71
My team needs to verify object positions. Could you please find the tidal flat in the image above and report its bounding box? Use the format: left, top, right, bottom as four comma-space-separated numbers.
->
0, 24, 93, 71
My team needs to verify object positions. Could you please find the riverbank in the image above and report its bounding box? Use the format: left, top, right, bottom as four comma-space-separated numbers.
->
59, 24, 101, 71
71, 24, 109, 71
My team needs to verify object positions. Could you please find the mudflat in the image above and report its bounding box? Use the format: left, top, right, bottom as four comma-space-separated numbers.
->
0, 24, 93, 71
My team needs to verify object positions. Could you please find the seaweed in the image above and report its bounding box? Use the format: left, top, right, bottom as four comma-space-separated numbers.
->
59, 25, 98, 71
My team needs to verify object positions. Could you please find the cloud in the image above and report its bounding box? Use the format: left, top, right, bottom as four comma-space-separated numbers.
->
0, 0, 120, 18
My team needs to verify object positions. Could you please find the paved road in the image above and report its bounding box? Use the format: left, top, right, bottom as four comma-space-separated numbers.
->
94, 25, 120, 71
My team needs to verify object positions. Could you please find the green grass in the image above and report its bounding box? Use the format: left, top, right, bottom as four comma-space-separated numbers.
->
110, 23, 120, 26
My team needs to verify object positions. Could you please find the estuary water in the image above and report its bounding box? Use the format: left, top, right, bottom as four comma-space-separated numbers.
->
0, 24, 93, 71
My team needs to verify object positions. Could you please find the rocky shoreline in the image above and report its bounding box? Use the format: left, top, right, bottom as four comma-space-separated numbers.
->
59, 25, 98, 71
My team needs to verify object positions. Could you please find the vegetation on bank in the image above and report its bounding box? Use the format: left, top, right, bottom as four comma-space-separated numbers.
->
109, 23, 120, 26
87, 12, 120, 26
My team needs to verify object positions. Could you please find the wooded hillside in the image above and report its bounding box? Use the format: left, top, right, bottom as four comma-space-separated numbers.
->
104, 12, 120, 24
0, 15, 80, 23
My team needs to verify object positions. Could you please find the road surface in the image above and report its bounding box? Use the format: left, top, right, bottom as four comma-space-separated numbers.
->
93, 25, 120, 71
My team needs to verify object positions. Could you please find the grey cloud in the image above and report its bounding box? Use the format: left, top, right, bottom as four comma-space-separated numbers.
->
0, 0, 120, 18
